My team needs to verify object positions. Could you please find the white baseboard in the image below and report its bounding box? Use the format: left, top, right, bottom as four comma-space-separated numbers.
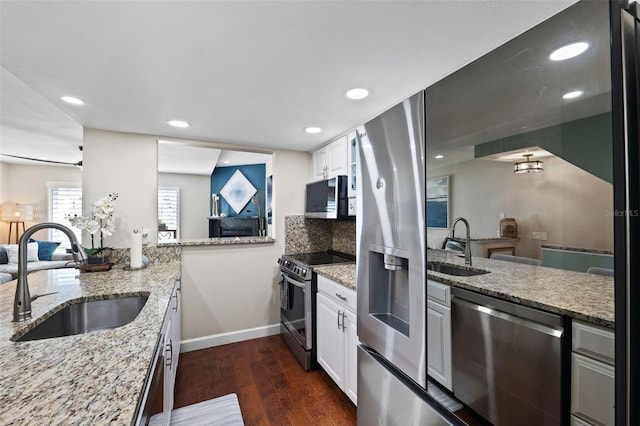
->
180, 323, 281, 353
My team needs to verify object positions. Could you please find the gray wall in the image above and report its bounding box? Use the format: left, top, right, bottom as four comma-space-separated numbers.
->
427, 156, 613, 259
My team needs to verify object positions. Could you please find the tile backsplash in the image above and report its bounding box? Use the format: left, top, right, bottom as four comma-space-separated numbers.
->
111, 245, 182, 266
285, 215, 356, 255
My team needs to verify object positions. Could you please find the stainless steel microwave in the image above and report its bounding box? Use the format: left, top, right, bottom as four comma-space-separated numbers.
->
305, 175, 349, 219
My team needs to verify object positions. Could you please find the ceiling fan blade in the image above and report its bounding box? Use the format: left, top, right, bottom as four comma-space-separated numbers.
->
1, 153, 82, 167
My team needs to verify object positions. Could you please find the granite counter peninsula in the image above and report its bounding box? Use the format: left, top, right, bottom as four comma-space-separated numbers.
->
314, 251, 614, 328
0, 262, 180, 425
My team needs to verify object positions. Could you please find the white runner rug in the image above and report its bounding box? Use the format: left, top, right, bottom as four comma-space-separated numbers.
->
150, 393, 245, 426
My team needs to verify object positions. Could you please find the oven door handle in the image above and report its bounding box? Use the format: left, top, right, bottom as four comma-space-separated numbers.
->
282, 274, 307, 290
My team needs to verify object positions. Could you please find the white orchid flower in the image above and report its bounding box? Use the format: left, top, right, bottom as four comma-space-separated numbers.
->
66, 214, 87, 228
103, 218, 116, 232
93, 207, 110, 219
67, 193, 119, 250
86, 219, 100, 234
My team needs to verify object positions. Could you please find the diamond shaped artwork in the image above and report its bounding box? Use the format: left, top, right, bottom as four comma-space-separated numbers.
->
219, 170, 257, 214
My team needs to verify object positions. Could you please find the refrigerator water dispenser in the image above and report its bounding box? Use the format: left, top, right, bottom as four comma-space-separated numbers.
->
368, 246, 410, 336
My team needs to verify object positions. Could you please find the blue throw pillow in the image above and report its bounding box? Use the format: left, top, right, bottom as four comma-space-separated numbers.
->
29, 238, 61, 261
0, 247, 7, 264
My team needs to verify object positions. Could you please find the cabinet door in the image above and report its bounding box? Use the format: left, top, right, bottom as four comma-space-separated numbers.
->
312, 148, 328, 180
170, 282, 181, 382
427, 300, 452, 391
347, 130, 358, 198
571, 353, 615, 426
317, 292, 344, 388
162, 319, 173, 426
327, 136, 348, 177
343, 308, 358, 405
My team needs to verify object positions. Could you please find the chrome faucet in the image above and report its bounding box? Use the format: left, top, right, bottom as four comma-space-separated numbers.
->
14, 222, 87, 322
451, 217, 472, 266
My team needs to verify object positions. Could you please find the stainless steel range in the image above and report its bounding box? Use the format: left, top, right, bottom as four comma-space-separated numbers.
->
277, 250, 355, 370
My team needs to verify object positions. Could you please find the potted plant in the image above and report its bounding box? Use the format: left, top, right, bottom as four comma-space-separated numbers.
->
67, 192, 118, 265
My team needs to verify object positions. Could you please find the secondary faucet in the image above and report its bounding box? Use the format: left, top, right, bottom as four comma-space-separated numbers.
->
451, 217, 472, 267
14, 222, 88, 322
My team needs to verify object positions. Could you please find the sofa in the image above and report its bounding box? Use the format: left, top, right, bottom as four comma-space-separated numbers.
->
0, 241, 75, 284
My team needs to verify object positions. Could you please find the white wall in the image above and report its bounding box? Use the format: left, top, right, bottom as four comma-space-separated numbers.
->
0, 161, 82, 243
82, 128, 311, 346
180, 149, 310, 345
158, 172, 209, 239
82, 128, 158, 248
428, 156, 614, 259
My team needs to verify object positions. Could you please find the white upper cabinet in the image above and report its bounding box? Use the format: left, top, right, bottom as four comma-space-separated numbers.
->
347, 129, 359, 199
312, 135, 348, 180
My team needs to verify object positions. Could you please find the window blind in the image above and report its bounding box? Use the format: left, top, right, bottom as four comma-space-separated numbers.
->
49, 186, 82, 248
158, 187, 180, 239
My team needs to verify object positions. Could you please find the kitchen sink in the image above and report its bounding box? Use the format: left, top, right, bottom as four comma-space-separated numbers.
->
12, 294, 149, 342
427, 262, 490, 277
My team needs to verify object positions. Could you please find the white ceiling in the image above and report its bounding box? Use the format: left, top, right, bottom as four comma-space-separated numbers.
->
0, 0, 578, 167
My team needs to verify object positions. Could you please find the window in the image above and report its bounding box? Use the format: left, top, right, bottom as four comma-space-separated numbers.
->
158, 187, 180, 241
48, 182, 82, 248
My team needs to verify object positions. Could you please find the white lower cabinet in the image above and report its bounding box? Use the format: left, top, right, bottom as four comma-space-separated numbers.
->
148, 278, 182, 426
316, 275, 357, 405
426, 280, 452, 391
162, 318, 174, 426
571, 320, 614, 426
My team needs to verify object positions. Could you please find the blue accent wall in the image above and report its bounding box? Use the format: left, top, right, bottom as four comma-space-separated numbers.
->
211, 164, 266, 218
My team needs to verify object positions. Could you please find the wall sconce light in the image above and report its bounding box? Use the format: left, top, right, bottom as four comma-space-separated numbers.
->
514, 154, 543, 174
1, 203, 34, 243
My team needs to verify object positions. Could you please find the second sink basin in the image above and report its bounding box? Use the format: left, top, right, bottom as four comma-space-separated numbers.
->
427, 262, 490, 277
13, 294, 149, 342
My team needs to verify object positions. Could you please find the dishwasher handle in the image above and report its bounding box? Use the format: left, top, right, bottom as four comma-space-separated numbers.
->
452, 295, 564, 338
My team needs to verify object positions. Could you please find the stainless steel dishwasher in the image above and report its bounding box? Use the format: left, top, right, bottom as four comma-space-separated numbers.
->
451, 287, 567, 425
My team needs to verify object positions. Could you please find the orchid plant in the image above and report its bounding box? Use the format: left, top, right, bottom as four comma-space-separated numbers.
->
66, 192, 118, 256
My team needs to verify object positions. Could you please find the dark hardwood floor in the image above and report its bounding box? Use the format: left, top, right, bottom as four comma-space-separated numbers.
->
174, 335, 357, 425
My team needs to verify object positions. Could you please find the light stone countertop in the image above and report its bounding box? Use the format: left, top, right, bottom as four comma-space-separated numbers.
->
313, 264, 356, 290
159, 236, 275, 247
313, 251, 614, 328
0, 262, 180, 425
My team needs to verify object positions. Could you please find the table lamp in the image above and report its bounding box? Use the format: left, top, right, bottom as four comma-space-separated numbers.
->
2, 203, 34, 243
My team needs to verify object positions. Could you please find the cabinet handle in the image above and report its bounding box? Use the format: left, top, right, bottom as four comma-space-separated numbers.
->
337, 310, 342, 330
165, 341, 173, 369
342, 311, 347, 332
172, 293, 178, 311
335, 293, 347, 301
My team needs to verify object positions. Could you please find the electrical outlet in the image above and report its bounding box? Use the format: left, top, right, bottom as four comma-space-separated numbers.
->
532, 231, 548, 241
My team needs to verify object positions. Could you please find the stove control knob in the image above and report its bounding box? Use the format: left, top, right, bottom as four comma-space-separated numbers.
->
301, 268, 307, 276
277, 258, 282, 265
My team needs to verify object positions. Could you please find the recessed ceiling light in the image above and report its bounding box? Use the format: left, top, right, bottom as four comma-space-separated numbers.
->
304, 127, 322, 134
223, 160, 230, 164
562, 90, 584, 99
346, 88, 369, 100
549, 42, 589, 61
60, 96, 84, 105
167, 120, 190, 128
434, 154, 445, 159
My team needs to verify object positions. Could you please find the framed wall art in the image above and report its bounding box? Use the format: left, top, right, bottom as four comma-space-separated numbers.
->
426, 175, 449, 228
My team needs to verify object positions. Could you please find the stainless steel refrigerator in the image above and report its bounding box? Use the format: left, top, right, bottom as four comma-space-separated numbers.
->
356, 91, 454, 425
356, 1, 640, 425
